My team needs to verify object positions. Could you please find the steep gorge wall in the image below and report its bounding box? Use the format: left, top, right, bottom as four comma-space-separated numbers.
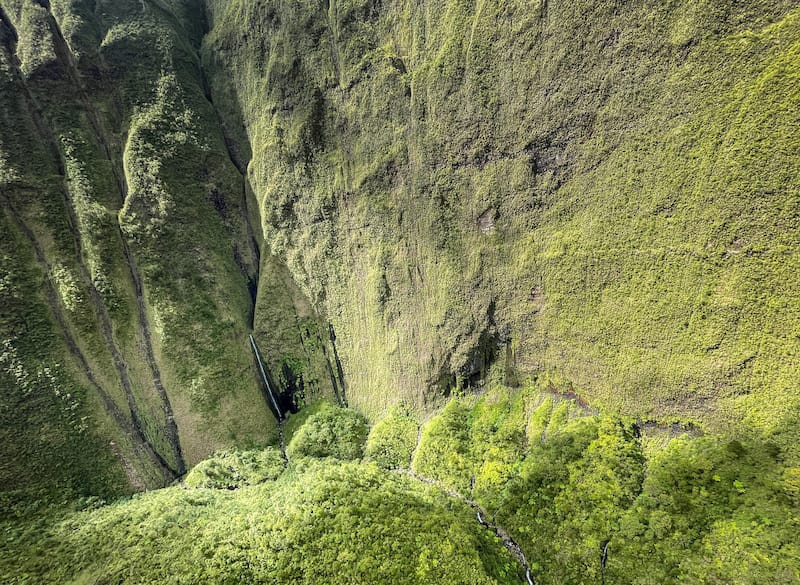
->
2, 0, 799, 498
202, 0, 800, 449
0, 0, 339, 498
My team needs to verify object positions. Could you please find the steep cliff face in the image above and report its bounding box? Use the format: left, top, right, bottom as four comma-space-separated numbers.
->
1, 0, 799, 498
0, 0, 338, 498
203, 0, 800, 436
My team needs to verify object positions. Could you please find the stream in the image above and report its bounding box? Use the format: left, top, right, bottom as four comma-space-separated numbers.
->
398, 468, 535, 585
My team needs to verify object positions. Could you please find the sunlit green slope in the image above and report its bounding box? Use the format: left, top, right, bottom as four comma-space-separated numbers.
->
1, 405, 522, 585
4, 391, 798, 584
203, 0, 800, 452
2, 0, 799, 500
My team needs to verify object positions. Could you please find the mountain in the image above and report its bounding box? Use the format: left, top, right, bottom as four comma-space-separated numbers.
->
2, 0, 797, 498
1, 2, 799, 580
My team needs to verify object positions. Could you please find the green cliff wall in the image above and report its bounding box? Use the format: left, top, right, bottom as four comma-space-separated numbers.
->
0, 0, 338, 499
2, 0, 799, 497
203, 0, 800, 447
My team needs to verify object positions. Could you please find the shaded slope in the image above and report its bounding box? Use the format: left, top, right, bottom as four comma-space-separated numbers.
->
0, 0, 338, 497
0, 0, 346, 493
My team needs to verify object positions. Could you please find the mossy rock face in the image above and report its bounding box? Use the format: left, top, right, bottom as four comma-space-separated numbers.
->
201, 0, 800, 459
4, 0, 800, 501
0, 0, 341, 498
286, 405, 369, 461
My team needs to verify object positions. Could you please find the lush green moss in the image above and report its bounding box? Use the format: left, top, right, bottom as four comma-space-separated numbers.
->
410, 384, 800, 584
3, 0, 800, 529
1, 0, 320, 494
202, 0, 800, 461
282, 399, 333, 445
0, 215, 129, 502
4, 383, 800, 583
468, 387, 528, 508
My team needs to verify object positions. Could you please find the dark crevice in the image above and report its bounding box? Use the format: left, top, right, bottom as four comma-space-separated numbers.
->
0, 4, 18, 46
127, 256, 186, 475
245, 251, 259, 323
249, 334, 285, 423
320, 338, 344, 407
435, 302, 508, 394
197, 58, 261, 331
328, 323, 348, 407
294, 321, 327, 405
633, 419, 703, 438
278, 361, 304, 414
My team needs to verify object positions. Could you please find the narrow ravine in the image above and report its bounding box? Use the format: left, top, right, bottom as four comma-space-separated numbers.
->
196, 47, 262, 326
328, 324, 348, 407
249, 334, 287, 461
1, 196, 174, 484
398, 468, 535, 585
41, 5, 186, 475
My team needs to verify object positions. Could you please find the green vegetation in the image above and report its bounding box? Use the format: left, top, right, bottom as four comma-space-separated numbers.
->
183, 447, 285, 489
413, 398, 474, 492
0, 0, 342, 497
286, 403, 369, 460
409, 384, 800, 584
202, 0, 800, 462
3, 0, 800, 498
2, 0, 800, 581
1, 459, 521, 584
365, 404, 418, 469
5, 387, 800, 584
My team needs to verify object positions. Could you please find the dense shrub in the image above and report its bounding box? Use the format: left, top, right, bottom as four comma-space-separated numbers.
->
1, 461, 522, 584
286, 405, 369, 461
184, 448, 285, 489
5, 385, 800, 584
412, 399, 473, 492
365, 405, 419, 469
